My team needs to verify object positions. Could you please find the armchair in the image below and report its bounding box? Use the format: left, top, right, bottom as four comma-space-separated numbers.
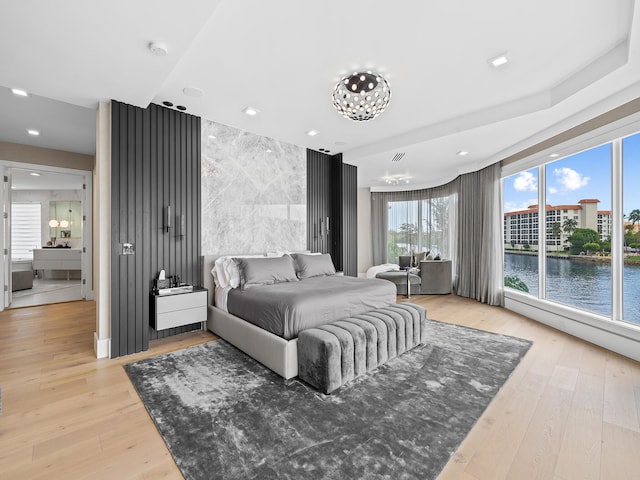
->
419, 260, 452, 294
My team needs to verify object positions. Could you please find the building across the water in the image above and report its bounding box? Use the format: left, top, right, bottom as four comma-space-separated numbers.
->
504, 199, 612, 251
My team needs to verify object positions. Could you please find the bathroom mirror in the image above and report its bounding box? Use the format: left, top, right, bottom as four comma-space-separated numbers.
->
49, 200, 82, 238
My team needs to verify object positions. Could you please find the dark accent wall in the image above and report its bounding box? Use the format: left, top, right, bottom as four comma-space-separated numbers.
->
111, 101, 202, 358
306, 150, 357, 276
341, 163, 358, 276
307, 150, 333, 254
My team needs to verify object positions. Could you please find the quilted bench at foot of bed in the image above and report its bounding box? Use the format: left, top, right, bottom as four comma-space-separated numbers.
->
297, 302, 427, 394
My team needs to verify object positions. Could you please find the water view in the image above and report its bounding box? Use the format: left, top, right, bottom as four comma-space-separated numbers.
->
504, 253, 640, 325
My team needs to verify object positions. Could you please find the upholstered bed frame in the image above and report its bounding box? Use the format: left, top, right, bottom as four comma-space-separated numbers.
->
201, 255, 299, 379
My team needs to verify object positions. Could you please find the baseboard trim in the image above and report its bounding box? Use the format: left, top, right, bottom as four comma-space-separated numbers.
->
505, 292, 640, 362
94, 332, 110, 359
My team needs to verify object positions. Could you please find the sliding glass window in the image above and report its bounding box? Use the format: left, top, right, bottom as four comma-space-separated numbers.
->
544, 144, 612, 316
623, 132, 640, 325
387, 200, 420, 263
385, 195, 454, 265
503, 168, 539, 295
503, 129, 640, 326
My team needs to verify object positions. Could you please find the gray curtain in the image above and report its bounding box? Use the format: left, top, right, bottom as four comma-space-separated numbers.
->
371, 193, 388, 265
370, 162, 503, 306
454, 163, 503, 306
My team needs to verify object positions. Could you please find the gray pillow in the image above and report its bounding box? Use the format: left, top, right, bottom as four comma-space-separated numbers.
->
233, 255, 298, 290
292, 253, 336, 279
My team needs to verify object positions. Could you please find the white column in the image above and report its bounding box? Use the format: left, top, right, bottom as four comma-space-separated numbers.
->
538, 165, 546, 299
611, 138, 623, 321
94, 102, 111, 358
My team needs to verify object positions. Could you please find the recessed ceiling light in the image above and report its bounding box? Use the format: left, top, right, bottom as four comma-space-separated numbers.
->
27, 129, 40, 136
488, 53, 509, 67
306, 130, 319, 137
162, 101, 174, 107
176, 105, 187, 111
266, 149, 272, 153
11, 88, 28, 97
457, 150, 469, 156
29, 172, 41, 176
242, 106, 259, 116
149, 42, 168, 56
183, 86, 204, 98
208, 135, 216, 140
549, 153, 559, 158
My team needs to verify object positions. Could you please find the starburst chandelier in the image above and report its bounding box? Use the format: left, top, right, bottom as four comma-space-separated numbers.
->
332, 71, 391, 121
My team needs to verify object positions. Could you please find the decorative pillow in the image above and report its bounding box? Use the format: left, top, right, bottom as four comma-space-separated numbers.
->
292, 253, 336, 279
212, 257, 230, 288
233, 255, 298, 290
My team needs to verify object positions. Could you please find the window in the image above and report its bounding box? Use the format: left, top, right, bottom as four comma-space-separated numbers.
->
387, 200, 419, 262
503, 168, 538, 295
11, 203, 41, 260
544, 145, 612, 316
623, 132, 640, 323
386, 195, 454, 264
504, 131, 640, 326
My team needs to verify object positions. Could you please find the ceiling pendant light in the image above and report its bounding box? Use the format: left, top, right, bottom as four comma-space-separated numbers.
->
332, 71, 391, 121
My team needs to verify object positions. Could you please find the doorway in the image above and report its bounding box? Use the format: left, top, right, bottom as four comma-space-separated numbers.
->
0, 163, 93, 310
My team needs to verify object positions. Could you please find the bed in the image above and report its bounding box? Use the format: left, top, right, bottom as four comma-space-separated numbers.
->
201, 254, 396, 379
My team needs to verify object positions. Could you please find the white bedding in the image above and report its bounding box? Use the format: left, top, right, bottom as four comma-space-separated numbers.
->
214, 285, 232, 312
366, 263, 400, 278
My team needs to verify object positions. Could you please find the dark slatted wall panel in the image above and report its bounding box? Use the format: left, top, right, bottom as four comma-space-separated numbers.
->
306, 150, 333, 254
111, 101, 201, 358
330, 154, 344, 271
342, 162, 358, 276
306, 150, 358, 276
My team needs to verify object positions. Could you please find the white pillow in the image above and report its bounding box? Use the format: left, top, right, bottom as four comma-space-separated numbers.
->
212, 255, 265, 289
212, 257, 230, 288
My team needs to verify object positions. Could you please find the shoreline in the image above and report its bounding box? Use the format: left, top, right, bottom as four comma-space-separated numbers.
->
504, 250, 640, 266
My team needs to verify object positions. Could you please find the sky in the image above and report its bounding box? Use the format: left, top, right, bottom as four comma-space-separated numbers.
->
504, 131, 640, 216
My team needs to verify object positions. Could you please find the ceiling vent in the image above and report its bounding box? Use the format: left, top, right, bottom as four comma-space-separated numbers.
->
391, 153, 405, 162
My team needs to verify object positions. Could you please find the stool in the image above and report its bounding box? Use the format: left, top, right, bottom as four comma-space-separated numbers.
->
375, 270, 421, 296
297, 303, 427, 394
12, 269, 33, 291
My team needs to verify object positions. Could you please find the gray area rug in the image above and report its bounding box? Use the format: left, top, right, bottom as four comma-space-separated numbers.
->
125, 319, 531, 480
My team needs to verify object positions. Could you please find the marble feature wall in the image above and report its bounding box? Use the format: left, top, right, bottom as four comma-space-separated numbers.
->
201, 119, 306, 255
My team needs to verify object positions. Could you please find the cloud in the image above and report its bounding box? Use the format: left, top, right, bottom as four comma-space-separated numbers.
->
504, 199, 537, 213
548, 187, 558, 194
553, 167, 589, 191
512, 171, 537, 192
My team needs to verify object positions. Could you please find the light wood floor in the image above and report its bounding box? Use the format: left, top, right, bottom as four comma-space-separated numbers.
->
0, 297, 639, 479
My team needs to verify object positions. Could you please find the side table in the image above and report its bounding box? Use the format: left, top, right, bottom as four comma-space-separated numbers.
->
150, 287, 208, 331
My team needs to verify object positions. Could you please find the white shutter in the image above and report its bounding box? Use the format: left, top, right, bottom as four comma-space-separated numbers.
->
11, 203, 42, 260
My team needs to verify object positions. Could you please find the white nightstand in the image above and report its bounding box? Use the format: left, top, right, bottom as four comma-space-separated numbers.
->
151, 287, 208, 331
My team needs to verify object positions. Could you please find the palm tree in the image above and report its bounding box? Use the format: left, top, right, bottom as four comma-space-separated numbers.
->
562, 218, 578, 237
551, 222, 562, 250
628, 209, 640, 232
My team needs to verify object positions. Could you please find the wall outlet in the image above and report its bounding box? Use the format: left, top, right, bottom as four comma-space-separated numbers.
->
122, 243, 135, 255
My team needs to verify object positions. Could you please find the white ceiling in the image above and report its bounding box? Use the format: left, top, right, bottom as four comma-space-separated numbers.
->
1, 0, 639, 190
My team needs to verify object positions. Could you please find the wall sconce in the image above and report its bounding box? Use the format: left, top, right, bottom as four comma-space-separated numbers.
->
164, 206, 171, 232
320, 217, 330, 237
179, 214, 185, 237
